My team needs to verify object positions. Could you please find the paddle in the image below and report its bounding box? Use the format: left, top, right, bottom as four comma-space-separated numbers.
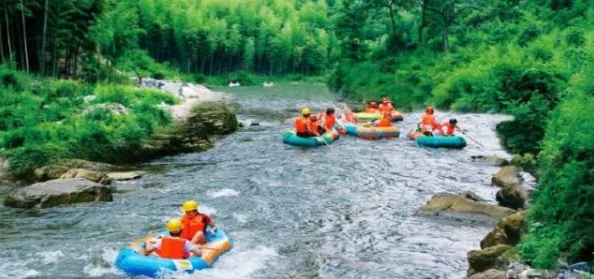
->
460, 129, 484, 147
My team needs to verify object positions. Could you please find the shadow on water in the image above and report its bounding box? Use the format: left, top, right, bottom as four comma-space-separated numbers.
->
0, 83, 513, 279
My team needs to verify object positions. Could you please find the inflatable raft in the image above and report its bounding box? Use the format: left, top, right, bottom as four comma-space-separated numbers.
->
407, 131, 467, 149
355, 111, 403, 122
344, 124, 400, 140
115, 229, 232, 278
282, 129, 340, 147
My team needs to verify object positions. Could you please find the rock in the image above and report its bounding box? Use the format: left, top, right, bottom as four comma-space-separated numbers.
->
83, 103, 129, 116
468, 269, 507, 279
520, 268, 548, 279
3, 178, 113, 208
418, 192, 515, 222
35, 160, 115, 182
59, 169, 111, 185
107, 172, 142, 181
459, 191, 488, 202
467, 244, 513, 273
492, 166, 522, 188
187, 102, 238, 135
250, 122, 260, 126
481, 212, 526, 249
471, 155, 510, 167
496, 185, 527, 210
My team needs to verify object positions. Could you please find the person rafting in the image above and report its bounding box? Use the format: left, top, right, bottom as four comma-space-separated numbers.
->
366, 102, 379, 113
374, 111, 393, 127
307, 114, 324, 136
145, 219, 203, 259
295, 108, 315, 137
180, 200, 217, 245
378, 97, 395, 114
418, 106, 438, 136
321, 107, 344, 134
440, 118, 462, 136
342, 108, 358, 123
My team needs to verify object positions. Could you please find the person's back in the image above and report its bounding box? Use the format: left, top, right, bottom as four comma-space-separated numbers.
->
157, 236, 189, 259
321, 108, 337, 130
419, 107, 437, 135
295, 116, 308, 133
375, 113, 393, 127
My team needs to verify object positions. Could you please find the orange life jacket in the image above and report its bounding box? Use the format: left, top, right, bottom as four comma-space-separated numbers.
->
307, 119, 319, 134
378, 103, 394, 114
322, 114, 337, 130
157, 237, 189, 259
442, 122, 456, 135
181, 214, 206, 241
295, 117, 308, 133
375, 117, 392, 127
365, 108, 378, 113
421, 114, 436, 126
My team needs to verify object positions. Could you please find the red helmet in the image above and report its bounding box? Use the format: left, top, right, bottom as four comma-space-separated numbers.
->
425, 106, 434, 114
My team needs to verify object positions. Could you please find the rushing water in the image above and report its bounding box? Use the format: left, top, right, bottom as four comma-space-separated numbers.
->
0, 83, 513, 279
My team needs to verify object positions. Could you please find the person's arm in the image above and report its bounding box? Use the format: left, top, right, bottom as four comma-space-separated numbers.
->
145, 238, 160, 254
183, 240, 202, 256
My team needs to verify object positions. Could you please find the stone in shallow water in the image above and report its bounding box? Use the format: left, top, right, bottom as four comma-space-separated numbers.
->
107, 172, 142, 181
471, 155, 510, 167
4, 178, 112, 208
417, 192, 515, 222
492, 166, 522, 188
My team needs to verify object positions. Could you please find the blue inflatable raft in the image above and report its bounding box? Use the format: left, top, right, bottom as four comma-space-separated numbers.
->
115, 229, 232, 278
282, 129, 340, 147
407, 131, 467, 149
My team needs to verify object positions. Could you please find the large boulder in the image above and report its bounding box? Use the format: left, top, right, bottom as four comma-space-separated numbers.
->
471, 155, 509, 167
468, 269, 507, 279
186, 102, 238, 135
34, 159, 115, 181
3, 178, 112, 208
492, 166, 522, 188
496, 185, 527, 210
418, 192, 515, 222
467, 244, 513, 273
59, 169, 111, 185
481, 211, 526, 249
107, 172, 142, 181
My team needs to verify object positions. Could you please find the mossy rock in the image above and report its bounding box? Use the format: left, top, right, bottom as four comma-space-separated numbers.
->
467, 244, 513, 273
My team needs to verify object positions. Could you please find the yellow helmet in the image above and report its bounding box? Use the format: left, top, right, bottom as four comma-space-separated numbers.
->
182, 200, 199, 212
166, 219, 183, 234
301, 108, 311, 115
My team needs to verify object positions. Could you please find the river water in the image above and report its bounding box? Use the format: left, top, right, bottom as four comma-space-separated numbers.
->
0, 83, 513, 279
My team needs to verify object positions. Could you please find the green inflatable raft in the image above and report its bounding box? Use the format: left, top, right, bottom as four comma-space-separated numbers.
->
282, 130, 340, 147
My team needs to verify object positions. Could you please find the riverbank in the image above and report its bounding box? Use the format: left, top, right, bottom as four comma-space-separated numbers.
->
0, 70, 238, 192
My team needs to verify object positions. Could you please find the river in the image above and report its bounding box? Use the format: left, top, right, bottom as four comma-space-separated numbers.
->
0, 83, 513, 279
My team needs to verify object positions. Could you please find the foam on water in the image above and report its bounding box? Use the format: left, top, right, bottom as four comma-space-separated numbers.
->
0, 261, 40, 279
232, 213, 249, 223
207, 188, 240, 198
82, 247, 121, 278
36, 250, 64, 264
165, 246, 278, 279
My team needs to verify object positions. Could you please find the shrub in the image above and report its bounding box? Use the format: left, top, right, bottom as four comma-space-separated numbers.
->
7, 144, 66, 180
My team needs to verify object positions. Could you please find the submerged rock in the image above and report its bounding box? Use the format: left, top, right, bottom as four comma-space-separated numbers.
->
481, 211, 526, 249
418, 192, 515, 222
0, 158, 12, 186
467, 244, 513, 274
496, 185, 527, 210
4, 178, 112, 208
59, 168, 111, 185
107, 172, 142, 181
468, 269, 507, 279
492, 166, 522, 188
471, 155, 510, 167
